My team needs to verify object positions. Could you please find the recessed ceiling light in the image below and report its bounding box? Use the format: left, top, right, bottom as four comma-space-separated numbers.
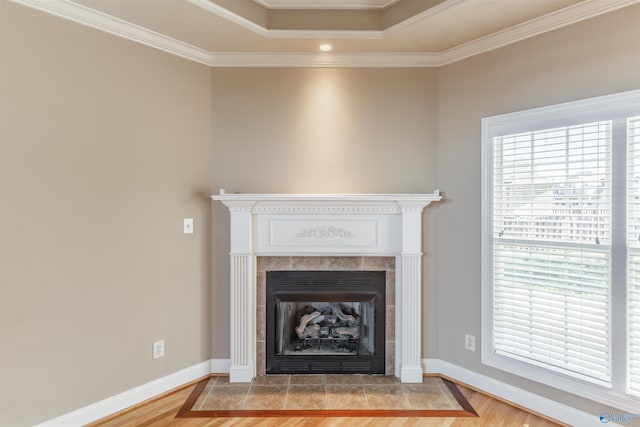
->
319, 43, 333, 52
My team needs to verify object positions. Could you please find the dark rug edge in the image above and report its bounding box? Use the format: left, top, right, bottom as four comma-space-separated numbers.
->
176, 376, 478, 418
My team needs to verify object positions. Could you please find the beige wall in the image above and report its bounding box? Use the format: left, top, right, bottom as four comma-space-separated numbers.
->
0, 2, 212, 426
210, 67, 438, 194
210, 67, 440, 358
436, 3, 640, 417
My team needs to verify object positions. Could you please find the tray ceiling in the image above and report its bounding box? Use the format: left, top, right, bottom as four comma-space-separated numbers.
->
9, 0, 639, 67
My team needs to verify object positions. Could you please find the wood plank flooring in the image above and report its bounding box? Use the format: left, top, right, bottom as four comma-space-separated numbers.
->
87, 377, 566, 427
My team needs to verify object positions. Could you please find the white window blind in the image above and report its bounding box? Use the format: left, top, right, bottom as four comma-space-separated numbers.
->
492, 122, 612, 386
627, 116, 640, 396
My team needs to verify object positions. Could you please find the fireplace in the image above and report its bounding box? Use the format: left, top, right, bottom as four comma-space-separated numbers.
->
256, 256, 396, 377
266, 270, 385, 374
212, 191, 441, 383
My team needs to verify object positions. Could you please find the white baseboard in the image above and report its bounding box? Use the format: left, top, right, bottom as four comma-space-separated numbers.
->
211, 358, 231, 373
34, 360, 211, 427
423, 358, 617, 427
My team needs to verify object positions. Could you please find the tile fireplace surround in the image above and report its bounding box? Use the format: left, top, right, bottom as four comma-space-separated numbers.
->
212, 191, 441, 384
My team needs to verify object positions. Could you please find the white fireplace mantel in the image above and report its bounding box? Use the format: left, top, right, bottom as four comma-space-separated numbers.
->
212, 190, 441, 383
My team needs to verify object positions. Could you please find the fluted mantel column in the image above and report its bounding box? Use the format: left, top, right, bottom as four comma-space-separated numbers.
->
397, 201, 431, 383
218, 200, 256, 382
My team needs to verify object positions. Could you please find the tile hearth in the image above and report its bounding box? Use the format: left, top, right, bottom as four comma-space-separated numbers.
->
192, 375, 463, 411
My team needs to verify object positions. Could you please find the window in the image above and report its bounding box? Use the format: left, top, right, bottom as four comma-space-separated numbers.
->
627, 116, 640, 397
481, 90, 640, 411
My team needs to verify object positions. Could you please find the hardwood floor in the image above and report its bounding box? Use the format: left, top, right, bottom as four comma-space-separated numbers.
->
87, 377, 566, 427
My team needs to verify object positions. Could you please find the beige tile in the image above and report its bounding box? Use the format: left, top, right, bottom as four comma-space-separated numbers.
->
256, 305, 266, 342
402, 377, 462, 410
291, 256, 330, 270
256, 270, 266, 307
192, 383, 214, 410
385, 341, 395, 376
199, 385, 250, 410
285, 384, 327, 409
385, 306, 395, 341
211, 376, 237, 386
257, 256, 291, 271
326, 384, 368, 409
386, 270, 395, 306
364, 384, 411, 410
252, 375, 290, 385
326, 374, 363, 385
402, 384, 462, 410
362, 375, 400, 385
256, 342, 265, 376
289, 374, 326, 385
243, 385, 288, 410
326, 257, 362, 270
385, 267, 395, 371
191, 375, 468, 413
421, 376, 450, 390
205, 377, 221, 386
362, 257, 395, 271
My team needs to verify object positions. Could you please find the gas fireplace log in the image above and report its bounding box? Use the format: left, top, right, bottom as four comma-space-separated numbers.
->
310, 315, 337, 325
334, 326, 359, 339
330, 303, 355, 322
297, 324, 320, 339
296, 311, 321, 337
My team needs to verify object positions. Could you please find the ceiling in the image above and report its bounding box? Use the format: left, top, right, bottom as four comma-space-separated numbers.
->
10, 0, 639, 67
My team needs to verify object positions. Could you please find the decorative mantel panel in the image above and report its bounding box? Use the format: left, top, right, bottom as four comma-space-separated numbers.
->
212, 190, 441, 383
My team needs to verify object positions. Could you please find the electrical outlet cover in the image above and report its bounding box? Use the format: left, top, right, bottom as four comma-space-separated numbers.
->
464, 334, 476, 352
153, 340, 165, 359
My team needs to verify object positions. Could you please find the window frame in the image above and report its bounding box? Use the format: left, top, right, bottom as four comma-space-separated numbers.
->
481, 89, 640, 412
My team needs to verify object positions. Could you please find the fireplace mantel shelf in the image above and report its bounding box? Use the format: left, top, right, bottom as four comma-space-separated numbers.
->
212, 190, 441, 205
212, 189, 441, 384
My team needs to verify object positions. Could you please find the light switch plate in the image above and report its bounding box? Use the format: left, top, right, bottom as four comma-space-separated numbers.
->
183, 218, 193, 234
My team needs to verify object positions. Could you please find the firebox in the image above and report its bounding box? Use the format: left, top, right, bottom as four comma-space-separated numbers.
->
266, 270, 385, 374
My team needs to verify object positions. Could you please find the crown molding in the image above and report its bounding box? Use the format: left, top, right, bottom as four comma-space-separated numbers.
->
439, 0, 640, 66
9, 0, 213, 65
254, 0, 401, 9
8, 0, 640, 68
186, 0, 269, 37
382, 0, 467, 36
208, 52, 440, 67
265, 29, 384, 39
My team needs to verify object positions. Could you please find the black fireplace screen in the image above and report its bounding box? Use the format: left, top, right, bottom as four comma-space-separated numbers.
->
266, 271, 385, 374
